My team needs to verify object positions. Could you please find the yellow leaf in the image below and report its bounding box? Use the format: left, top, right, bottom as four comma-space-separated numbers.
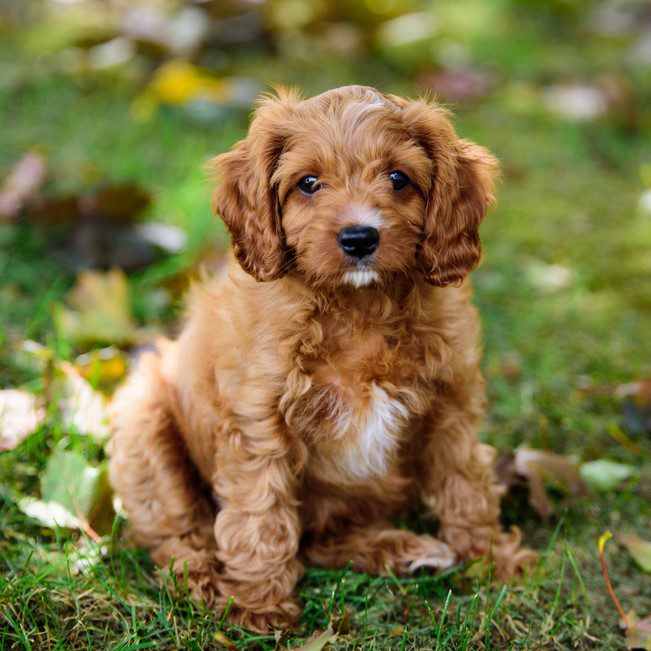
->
145, 60, 229, 105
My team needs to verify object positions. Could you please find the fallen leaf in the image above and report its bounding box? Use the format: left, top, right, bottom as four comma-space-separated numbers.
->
619, 534, 651, 573
55, 269, 139, 347
134, 221, 187, 254
24, 194, 79, 227
213, 631, 238, 650
23, 180, 173, 270
132, 60, 232, 118
41, 448, 114, 535
496, 447, 587, 520
623, 613, 651, 650
0, 390, 45, 451
18, 496, 82, 529
80, 182, 150, 224
75, 347, 129, 393
295, 627, 338, 651
580, 459, 635, 492
55, 362, 111, 442
0, 150, 48, 222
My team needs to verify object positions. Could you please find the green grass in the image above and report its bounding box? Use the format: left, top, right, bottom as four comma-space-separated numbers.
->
1, 3, 651, 648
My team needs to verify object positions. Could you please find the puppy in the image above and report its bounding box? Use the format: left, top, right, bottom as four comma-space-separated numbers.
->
109, 85, 534, 632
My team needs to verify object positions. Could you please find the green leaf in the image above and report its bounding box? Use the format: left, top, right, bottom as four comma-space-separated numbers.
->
579, 459, 635, 492
619, 534, 651, 573
40, 449, 114, 534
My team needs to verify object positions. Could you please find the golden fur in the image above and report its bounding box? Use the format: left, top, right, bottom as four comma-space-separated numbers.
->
108, 85, 535, 632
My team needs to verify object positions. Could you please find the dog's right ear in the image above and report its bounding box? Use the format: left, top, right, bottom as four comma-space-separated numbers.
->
210, 89, 300, 282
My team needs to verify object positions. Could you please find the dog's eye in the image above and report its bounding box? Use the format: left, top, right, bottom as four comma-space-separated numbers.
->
389, 171, 409, 192
298, 176, 321, 195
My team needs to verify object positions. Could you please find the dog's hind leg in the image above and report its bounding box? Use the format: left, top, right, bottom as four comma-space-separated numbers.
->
108, 350, 221, 606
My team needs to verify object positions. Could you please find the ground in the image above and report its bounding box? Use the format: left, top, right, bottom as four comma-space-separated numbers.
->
1, 2, 650, 649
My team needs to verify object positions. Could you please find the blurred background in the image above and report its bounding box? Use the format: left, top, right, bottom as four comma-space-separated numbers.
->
3, 0, 651, 453
1, 0, 650, 648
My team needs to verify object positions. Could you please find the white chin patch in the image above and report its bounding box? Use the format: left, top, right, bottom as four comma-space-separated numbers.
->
342, 269, 379, 288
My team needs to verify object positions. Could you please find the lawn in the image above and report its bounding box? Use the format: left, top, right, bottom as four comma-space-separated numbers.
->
1, 1, 650, 649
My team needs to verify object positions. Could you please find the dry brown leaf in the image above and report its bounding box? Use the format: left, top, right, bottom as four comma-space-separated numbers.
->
496, 447, 587, 520
80, 182, 150, 224
621, 611, 651, 650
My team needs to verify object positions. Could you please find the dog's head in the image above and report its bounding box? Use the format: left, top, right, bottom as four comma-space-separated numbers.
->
211, 85, 498, 288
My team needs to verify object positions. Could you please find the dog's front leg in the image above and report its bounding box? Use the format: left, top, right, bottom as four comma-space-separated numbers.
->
212, 414, 303, 632
418, 377, 536, 578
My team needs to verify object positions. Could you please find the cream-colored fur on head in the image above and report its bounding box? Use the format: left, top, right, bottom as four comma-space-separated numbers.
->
109, 85, 535, 634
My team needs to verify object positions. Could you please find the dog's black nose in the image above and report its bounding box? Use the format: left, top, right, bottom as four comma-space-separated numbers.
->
338, 225, 380, 259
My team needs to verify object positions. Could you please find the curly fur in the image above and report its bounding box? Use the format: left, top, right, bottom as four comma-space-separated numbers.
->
109, 85, 535, 632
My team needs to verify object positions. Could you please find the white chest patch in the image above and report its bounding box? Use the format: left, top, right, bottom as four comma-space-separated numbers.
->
330, 383, 410, 481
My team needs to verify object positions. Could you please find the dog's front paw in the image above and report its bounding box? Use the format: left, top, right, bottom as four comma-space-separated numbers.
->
223, 599, 301, 633
398, 534, 457, 575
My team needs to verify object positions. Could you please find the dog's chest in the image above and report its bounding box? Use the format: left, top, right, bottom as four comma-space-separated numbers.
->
310, 381, 409, 483
299, 330, 418, 484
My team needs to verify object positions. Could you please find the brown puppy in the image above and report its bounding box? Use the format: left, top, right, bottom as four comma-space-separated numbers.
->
109, 85, 534, 632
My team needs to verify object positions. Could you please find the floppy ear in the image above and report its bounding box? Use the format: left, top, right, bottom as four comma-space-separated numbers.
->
210, 92, 298, 282
401, 100, 499, 286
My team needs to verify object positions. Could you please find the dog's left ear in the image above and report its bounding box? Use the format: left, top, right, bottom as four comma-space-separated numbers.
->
210, 90, 299, 282
400, 100, 499, 286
